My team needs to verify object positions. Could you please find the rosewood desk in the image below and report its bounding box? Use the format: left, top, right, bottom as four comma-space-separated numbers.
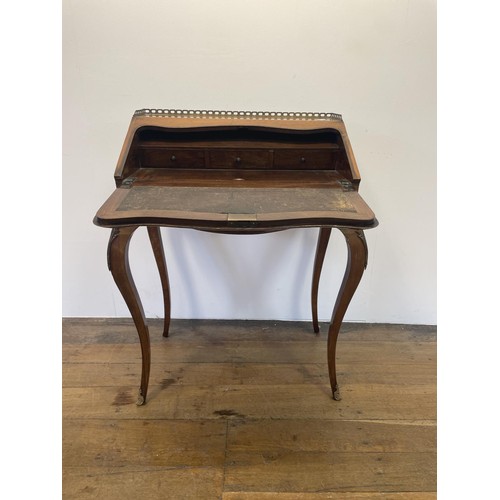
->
94, 109, 378, 406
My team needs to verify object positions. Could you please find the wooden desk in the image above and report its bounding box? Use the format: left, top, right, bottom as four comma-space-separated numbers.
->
94, 109, 378, 406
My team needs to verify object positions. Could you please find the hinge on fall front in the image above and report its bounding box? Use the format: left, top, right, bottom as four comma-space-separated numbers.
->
121, 176, 136, 188
338, 179, 354, 191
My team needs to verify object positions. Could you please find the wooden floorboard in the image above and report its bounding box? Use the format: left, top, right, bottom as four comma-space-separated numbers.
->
62, 319, 436, 499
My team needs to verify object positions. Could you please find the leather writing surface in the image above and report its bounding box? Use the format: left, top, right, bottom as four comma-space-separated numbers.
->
117, 186, 357, 214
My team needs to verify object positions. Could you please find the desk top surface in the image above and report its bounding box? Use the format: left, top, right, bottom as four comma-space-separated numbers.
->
94, 169, 377, 230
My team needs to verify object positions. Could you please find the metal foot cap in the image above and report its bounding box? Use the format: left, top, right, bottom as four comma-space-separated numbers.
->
333, 384, 341, 401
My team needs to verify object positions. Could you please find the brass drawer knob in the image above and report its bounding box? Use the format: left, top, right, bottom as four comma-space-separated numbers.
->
171, 155, 176, 161
235, 157, 241, 163
300, 156, 306, 163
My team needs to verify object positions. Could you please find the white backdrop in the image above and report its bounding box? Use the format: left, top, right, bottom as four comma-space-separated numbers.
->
62, 0, 436, 324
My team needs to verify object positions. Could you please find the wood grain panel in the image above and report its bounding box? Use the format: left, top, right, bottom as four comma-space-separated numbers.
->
62, 383, 436, 421
227, 419, 436, 453
63, 361, 435, 387
62, 319, 436, 497
222, 494, 436, 500
224, 451, 436, 493
63, 467, 223, 500
63, 419, 226, 467
140, 148, 205, 168
62, 340, 436, 365
62, 318, 437, 344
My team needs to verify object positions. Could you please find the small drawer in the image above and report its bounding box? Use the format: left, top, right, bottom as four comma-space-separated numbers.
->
140, 148, 205, 168
209, 150, 271, 169
274, 149, 334, 169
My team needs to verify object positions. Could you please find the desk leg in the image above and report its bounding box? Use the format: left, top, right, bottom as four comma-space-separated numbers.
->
311, 227, 332, 334
147, 226, 171, 337
327, 228, 368, 401
108, 226, 151, 406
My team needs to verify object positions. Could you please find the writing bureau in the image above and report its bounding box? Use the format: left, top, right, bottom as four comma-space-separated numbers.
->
94, 109, 378, 405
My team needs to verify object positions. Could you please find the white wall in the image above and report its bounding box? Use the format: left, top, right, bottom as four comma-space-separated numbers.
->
63, 0, 436, 324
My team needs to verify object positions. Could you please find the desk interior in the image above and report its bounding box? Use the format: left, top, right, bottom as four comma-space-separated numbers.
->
132, 168, 345, 188
95, 168, 376, 228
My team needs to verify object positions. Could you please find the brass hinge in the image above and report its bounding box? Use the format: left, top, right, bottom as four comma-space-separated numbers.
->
338, 179, 354, 191
121, 177, 136, 189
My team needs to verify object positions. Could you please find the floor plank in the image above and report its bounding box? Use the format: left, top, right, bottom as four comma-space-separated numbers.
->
223, 419, 436, 493
62, 319, 436, 498
63, 383, 436, 421
223, 451, 436, 493
62, 340, 436, 365
63, 467, 223, 499
222, 492, 436, 499
62, 318, 437, 344
63, 361, 435, 387
227, 419, 436, 453
63, 419, 227, 468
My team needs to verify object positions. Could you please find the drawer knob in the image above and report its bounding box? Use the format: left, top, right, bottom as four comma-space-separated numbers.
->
171, 155, 176, 161
235, 157, 241, 163
300, 156, 306, 163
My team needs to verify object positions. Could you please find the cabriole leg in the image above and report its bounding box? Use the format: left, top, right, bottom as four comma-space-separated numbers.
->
147, 226, 171, 337
108, 226, 150, 405
327, 228, 368, 401
311, 227, 332, 334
